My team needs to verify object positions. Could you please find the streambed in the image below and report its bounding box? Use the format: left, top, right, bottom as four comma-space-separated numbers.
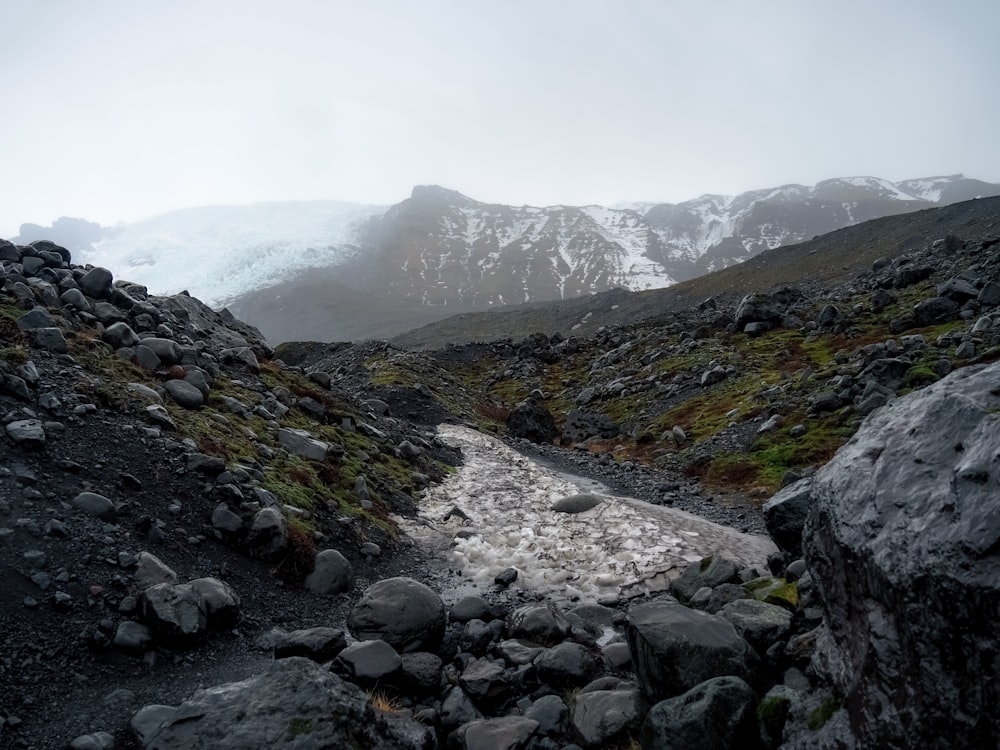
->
399, 425, 778, 604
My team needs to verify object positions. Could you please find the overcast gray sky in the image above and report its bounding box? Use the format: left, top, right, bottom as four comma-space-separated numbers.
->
1, 0, 998, 237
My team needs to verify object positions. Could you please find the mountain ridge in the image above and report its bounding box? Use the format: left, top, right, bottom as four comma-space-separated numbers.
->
13, 174, 1000, 343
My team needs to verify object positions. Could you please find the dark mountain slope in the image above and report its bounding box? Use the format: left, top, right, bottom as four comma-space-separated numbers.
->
391, 196, 1000, 349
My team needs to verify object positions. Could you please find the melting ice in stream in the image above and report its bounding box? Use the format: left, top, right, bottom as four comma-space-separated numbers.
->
398, 425, 778, 605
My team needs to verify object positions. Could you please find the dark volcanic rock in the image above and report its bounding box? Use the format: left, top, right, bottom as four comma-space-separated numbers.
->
640, 675, 761, 750
804, 361, 1000, 749
506, 396, 558, 443
626, 600, 757, 703
130, 656, 427, 749
347, 576, 445, 653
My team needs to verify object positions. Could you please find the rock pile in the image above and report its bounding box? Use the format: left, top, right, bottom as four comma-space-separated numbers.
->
132, 554, 823, 749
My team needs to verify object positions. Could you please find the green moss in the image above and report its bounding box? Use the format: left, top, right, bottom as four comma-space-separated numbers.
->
287, 717, 315, 738
764, 581, 800, 609
757, 693, 791, 725
905, 364, 940, 387
806, 697, 840, 731
0, 345, 30, 363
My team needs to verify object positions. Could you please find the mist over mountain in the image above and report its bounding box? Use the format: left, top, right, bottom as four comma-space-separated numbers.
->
18, 174, 1000, 343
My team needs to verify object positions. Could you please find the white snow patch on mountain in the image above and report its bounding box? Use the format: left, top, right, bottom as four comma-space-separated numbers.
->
79, 200, 382, 306
398, 425, 776, 604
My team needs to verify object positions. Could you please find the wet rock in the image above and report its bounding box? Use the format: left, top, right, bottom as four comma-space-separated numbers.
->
16, 306, 57, 330
458, 657, 511, 707
804, 361, 1000, 748
640, 675, 760, 750
671, 555, 740, 603
347, 576, 445, 653
627, 600, 757, 703
455, 716, 538, 750
551, 493, 603, 513
524, 694, 568, 737
69, 731, 115, 750
399, 651, 444, 694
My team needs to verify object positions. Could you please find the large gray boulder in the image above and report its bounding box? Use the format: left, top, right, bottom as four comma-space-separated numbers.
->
130, 656, 428, 749
626, 600, 757, 703
347, 577, 445, 653
640, 676, 761, 750
570, 686, 646, 747
804, 361, 1000, 749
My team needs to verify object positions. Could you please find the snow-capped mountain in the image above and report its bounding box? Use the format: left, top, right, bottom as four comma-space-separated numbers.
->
12, 174, 999, 342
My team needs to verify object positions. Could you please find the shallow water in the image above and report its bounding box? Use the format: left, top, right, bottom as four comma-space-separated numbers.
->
398, 425, 777, 605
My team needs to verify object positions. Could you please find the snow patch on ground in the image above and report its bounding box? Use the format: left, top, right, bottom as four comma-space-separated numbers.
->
399, 425, 777, 605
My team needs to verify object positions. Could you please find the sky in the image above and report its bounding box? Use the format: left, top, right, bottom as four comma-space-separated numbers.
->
1, 0, 998, 237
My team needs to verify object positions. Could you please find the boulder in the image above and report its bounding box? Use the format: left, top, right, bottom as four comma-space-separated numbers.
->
455, 716, 538, 750
912, 296, 959, 327
626, 600, 757, 703
506, 397, 558, 444
347, 577, 445, 653
305, 548, 355, 595
561, 409, 619, 444
72, 491, 117, 521
140, 583, 207, 644
103, 321, 140, 349
277, 427, 329, 461
129, 656, 425, 749
762, 477, 813, 558
804, 361, 1000, 748
78, 266, 113, 299
640, 676, 761, 750
273, 627, 347, 662
334, 639, 402, 682
718, 598, 792, 655
245, 507, 288, 561
507, 603, 571, 644
534, 641, 599, 687
570, 686, 646, 746
5, 419, 46, 448
551, 493, 603, 513
163, 379, 205, 409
